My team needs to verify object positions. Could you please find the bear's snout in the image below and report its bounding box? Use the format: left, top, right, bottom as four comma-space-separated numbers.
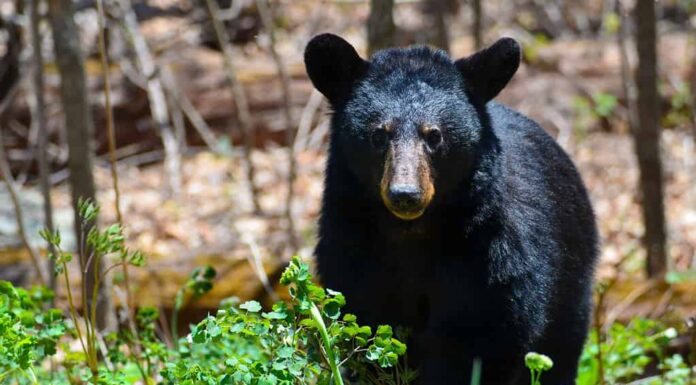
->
388, 185, 423, 212
380, 139, 435, 220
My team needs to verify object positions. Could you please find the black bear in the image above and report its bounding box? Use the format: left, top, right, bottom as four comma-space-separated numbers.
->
305, 33, 598, 385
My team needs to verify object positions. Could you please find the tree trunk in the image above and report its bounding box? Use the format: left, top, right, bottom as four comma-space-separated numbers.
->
0, 15, 20, 110
634, 0, 667, 278
48, 0, 111, 329
428, 0, 450, 52
29, 0, 57, 295
367, 0, 396, 55
472, 0, 483, 50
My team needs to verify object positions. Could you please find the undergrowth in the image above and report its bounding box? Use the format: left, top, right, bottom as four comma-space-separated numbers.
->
0, 201, 693, 384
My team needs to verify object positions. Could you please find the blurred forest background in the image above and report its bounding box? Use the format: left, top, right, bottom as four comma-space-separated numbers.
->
0, 0, 695, 338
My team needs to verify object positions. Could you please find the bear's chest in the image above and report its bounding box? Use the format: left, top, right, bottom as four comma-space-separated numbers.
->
373, 235, 505, 319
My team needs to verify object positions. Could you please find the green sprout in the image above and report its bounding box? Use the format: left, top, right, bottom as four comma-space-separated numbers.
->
525, 352, 553, 385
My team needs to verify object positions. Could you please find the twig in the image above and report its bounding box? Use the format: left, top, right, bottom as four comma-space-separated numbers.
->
118, 0, 182, 197
624, 375, 662, 385
0, 129, 46, 285
255, 0, 298, 250
603, 279, 655, 328
543, 107, 573, 149
308, 118, 330, 151
168, 87, 188, 154
306, 0, 328, 37
112, 285, 150, 383
0, 79, 21, 117
27, 0, 57, 293
204, 0, 262, 213
593, 250, 635, 385
294, 90, 324, 153
216, 0, 245, 21
594, 283, 607, 385
160, 66, 221, 153
16, 86, 39, 185
531, 0, 566, 38
472, 0, 483, 50
687, 317, 695, 385
147, 267, 174, 348
649, 285, 673, 319
689, 36, 696, 138
95, 0, 140, 359
617, 0, 638, 132
96, 0, 129, 299
241, 232, 280, 302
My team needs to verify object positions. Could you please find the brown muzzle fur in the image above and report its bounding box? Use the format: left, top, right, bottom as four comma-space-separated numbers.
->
380, 139, 435, 220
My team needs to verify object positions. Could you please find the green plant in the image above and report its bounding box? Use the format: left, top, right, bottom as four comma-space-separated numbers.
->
572, 92, 619, 139
0, 283, 64, 384
172, 265, 217, 346
0, 200, 412, 385
521, 34, 550, 65
602, 12, 621, 35
577, 318, 679, 385
525, 352, 553, 385
662, 80, 694, 129
5, 200, 694, 385
163, 256, 410, 385
39, 199, 146, 384
651, 354, 692, 385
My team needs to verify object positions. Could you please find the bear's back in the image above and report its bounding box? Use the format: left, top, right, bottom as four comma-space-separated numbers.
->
487, 101, 597, 284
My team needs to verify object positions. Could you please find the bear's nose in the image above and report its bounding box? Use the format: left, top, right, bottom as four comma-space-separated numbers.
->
388, 185, 422, 210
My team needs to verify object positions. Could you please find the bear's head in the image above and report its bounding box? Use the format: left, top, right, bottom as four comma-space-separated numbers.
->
305, 34, 520, 221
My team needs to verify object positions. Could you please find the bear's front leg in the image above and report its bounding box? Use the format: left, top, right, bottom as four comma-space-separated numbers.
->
411, 328, 526, 385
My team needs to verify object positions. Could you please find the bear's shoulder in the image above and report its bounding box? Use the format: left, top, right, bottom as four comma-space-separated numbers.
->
484, 102, 593, 241
486, 102, 571, 173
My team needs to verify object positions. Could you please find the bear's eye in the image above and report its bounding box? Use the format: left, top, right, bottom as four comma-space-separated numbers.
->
424, 127, 443, 150
370, 127, 390, 149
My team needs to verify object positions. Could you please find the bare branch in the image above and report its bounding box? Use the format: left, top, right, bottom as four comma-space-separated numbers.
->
255, 0, 298, 251
617, 0, 637, 131
204, 0, 262, 213
28, 0, 57, 294
294, 90, 324, 154
160, 66, 222, 153
95, 0, 139, 343
0, 129, 46, 286
241, 232, 280, 302
118, 0, 182, 197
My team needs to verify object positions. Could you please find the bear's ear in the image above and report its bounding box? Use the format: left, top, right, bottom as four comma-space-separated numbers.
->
454, 37, 521, 104
304, 33, 369, 105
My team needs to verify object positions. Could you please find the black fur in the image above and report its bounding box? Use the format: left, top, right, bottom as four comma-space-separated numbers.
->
306, 34, 598, 385
305, 34, 369, 105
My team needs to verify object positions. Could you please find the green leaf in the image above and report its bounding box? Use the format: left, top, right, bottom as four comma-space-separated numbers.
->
128, 251, 146, 267
206, 317, 222, 338
322, 299, 341, 320
376, 325, 393, 339
525, 352, 554, 372
276, 346, 295, 359
240, 300, 262, 313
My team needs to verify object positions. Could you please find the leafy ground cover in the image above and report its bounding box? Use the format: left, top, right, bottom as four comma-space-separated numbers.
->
1, 201, 694, 385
